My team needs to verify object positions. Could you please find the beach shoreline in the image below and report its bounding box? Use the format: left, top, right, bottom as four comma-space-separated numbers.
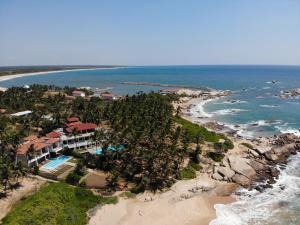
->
88, 174, 238, 225
0, 66, 125, 83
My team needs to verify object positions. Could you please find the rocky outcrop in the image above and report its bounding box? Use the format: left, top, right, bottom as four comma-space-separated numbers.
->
211, 134, 300, 188
228, 156, 256, 179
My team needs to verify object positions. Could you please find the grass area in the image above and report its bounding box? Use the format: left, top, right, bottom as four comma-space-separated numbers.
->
2, 182, 117, 225
174, 116, 225, 143
241, 142, 255, 150
119, 191, 136, 199
179, 166, 196, 180
68, 158, 78, 164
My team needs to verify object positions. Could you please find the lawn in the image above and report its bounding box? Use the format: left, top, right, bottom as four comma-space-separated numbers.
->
2, 182, 117, 225
174, 116, 225, 143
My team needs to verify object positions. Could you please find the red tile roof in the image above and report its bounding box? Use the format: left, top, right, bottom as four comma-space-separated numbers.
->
46, 131, 62, 138
67, 117, 79, 123
72, 90, 84, 95
66, 123, 97, 133
66, 121, 82, 127
17, 137, 59, 155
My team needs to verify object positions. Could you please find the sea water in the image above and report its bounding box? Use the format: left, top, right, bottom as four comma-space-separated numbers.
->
1, 65, 300, 224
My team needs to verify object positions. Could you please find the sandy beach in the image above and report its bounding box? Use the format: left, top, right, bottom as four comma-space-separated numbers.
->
0, 67, 125, 83
88, 174, 237, 225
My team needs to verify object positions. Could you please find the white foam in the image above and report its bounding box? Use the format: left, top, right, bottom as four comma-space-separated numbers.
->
189, 99, 215, 118
211, 153, 300, 225
275, 125, 300, 137
214, 100, 248, 105
213, 108, 249, 116
259, 104, 278, 108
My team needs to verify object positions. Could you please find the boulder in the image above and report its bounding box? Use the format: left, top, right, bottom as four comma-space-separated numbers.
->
249, 149, 260, 157
212, 172, 223, 181
232, 174, 251, 187
217, 166, 235, 179
248, 160, 265, 171
264, 151, 279, 161
228, 156, 256, 179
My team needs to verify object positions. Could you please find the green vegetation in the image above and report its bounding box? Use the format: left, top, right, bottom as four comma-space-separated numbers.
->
179, 166, 197, 180
174, 116, 225, 143
214, 139, 234, 153
241, 142, 254, 150
119, 191, 136, 199
207, 152, 224, 162
189, 162, 202, 171
66, 172, 81, 185
2, 182, 117, 225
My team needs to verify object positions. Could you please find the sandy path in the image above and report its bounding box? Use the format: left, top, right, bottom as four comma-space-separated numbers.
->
0, 177, 46, 220
88, 174, 237, 225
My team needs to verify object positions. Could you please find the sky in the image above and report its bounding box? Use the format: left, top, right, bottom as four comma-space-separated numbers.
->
0, 0, 300, 66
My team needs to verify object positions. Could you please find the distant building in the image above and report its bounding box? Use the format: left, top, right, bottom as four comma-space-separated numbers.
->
160, 89, 179, 94
72, 90, 86, 97
10, 110, 32, 117
101, 92, 117, 101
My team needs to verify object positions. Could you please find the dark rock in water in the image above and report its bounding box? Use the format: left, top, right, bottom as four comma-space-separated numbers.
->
254, 186, 264, 192
267, 179, 276, 185
277, 201, 290, 208
270, 167, 280, 177
279, 184, 285, 190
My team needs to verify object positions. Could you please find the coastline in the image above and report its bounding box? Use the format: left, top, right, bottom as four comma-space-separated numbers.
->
88, 174, 238, 225
0, 66, 125, 83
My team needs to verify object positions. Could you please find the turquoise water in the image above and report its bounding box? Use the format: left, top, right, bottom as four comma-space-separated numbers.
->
42, 155, 70, 170
1, 65, 300, 137
95, 145, 125, 155
1, 65, 300, 224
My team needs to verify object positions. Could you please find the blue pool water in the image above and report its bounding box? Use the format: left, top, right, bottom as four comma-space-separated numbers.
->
95, 145, 125, 155
42, 155, 70, 170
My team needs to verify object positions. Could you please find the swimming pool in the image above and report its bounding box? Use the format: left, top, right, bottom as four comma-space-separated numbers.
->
95, 145, 125, 155
42, 155, 70, 170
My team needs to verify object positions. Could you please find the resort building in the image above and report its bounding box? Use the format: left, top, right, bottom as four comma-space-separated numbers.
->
17, 135, 63, 166
72, 90, 86, 97
16, 117, 98, 166
61, 118, 97, 151
101, 92, 117, 101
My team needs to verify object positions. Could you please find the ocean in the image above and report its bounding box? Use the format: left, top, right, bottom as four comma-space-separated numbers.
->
1, 65, 300, 224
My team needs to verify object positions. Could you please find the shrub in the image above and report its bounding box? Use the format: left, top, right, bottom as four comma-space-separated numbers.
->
32, 165, 39, 175
208, 152, 224, 162
223, 139, 234, 150
180, 166, 196, 179
66, 172, 81, 185
189, 162, 202, 171
241, 142, 254, 150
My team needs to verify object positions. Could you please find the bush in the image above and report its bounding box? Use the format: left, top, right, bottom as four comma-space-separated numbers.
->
32, 165, 39, 175
66, 172, 81, 185
223, 139, 234, 150
208, 152, 224, 162
241, 142, 254, 150
189, 162, 202, 171
180, 166, 196, 179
